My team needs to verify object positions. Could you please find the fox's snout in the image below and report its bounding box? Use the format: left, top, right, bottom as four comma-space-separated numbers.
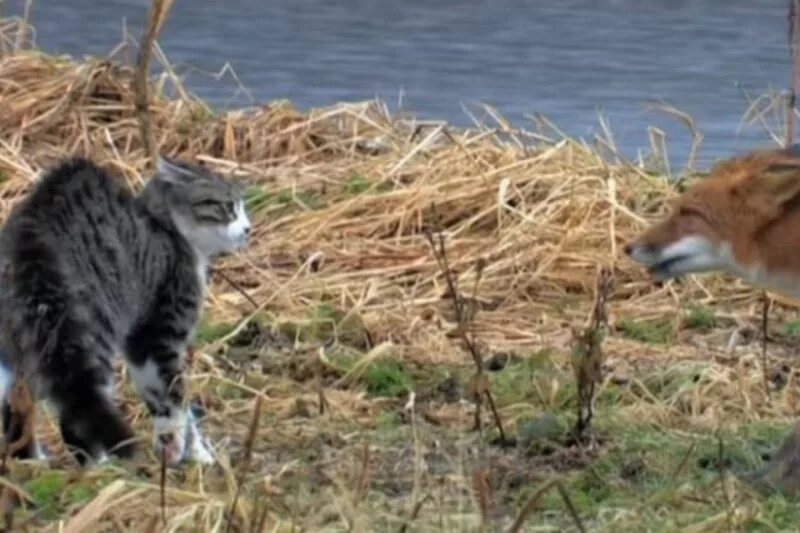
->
623, 240, 655, 259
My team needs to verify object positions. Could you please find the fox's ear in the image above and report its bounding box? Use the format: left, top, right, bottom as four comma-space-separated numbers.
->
761, 157, 800, 205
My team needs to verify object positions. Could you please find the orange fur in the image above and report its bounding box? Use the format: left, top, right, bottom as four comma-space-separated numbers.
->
627, 147, 800, 276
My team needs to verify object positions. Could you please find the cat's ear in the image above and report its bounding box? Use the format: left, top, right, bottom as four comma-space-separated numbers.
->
155, 155, 197, 186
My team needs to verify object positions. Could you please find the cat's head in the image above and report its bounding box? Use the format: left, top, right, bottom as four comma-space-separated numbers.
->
140, 156, 251, 257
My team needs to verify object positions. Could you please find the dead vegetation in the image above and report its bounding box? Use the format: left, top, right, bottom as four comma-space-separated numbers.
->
1, 9, 800, 533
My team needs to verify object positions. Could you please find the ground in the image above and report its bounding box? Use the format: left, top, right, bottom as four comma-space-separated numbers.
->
6, 301, 800, 532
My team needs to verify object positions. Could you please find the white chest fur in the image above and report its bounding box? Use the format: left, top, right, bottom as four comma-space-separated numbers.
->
720, 244, 800, 299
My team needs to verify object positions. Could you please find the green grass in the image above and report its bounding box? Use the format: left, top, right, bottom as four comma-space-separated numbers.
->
278, 302, 369, 348
617, 317, 674, 344
375, 409, 402, 431
363, 359, 412, 397
22, 471, 108, 520
782, 320, 800, 338
342, 174, 393, 196
517, 416, 800, 531
683, 305, 716, 330
326, 348, 412, 397
194, 319, 237, 344
343, 174, 372, 195
244, 185, 324, 213
25, 471, 66, 518
491, 350, 561, 406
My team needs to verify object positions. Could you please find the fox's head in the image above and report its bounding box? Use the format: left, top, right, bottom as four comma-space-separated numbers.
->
625, 147, 800, 287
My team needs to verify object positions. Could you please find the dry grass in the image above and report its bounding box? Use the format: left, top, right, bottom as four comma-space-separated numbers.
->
2, 12, 800, 533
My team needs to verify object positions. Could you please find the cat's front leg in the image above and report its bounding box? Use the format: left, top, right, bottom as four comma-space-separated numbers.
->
126, 336, 214, 466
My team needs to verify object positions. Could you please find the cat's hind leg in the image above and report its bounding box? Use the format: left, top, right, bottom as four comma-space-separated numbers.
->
48, 360, 136, 467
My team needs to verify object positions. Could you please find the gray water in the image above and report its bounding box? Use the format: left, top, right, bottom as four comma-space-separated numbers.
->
4, 0, 794, 169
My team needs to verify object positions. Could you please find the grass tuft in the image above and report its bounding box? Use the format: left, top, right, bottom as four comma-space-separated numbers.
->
617, 317, 674, 344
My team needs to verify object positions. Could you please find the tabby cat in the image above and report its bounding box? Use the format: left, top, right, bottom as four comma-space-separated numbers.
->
0, 155, 250, 466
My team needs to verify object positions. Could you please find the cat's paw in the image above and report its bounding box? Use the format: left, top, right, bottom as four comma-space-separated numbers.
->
184, 408, 215, 465
32, 441, 50, 461
185, 432, 215, 465
153, 409, 215, 466
153, 413, 187, 466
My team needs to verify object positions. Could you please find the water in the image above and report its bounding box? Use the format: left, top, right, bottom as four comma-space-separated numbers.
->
4, 0, 794, 169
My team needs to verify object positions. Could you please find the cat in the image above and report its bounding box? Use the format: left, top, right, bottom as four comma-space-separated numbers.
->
0, 155, 250, 467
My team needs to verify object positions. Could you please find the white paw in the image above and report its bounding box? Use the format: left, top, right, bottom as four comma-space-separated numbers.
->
95, 452, 110, 465
32, 442, 48, 461
153, 409, 215, 466
153, 411, 187, 466
184, 410, 215, 465
186, 432, 215, 465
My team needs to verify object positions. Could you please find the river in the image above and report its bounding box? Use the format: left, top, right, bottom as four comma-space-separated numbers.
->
4, 0, 793, 170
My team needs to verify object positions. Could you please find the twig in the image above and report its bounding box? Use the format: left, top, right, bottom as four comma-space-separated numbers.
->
788, 0, 800, 146
554, 482, 586, 533
716, 431, 729, 498
160, 447, 167, 525
762, 291, 772, 401
213, 268, 259, 310
570, 266, 613, 443
134, 0, 174, 170
397, 494, 431, 533
642, 100, 704, 172
225, 393, 263, 533
353, 440, 372, 507
472, 466, 493, 528
424, 203, 507, 444
1, 375, 35, 466
507, 480, 585, 533
0, 369, 37, 531
250, 491, 270, 533
316, 349, 329, 415
13, 0, 31, 52
670, 440, 697, 482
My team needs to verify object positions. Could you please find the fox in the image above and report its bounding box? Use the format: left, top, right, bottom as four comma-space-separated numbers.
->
625, 145, 800, 296
624, 145, 800, 493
